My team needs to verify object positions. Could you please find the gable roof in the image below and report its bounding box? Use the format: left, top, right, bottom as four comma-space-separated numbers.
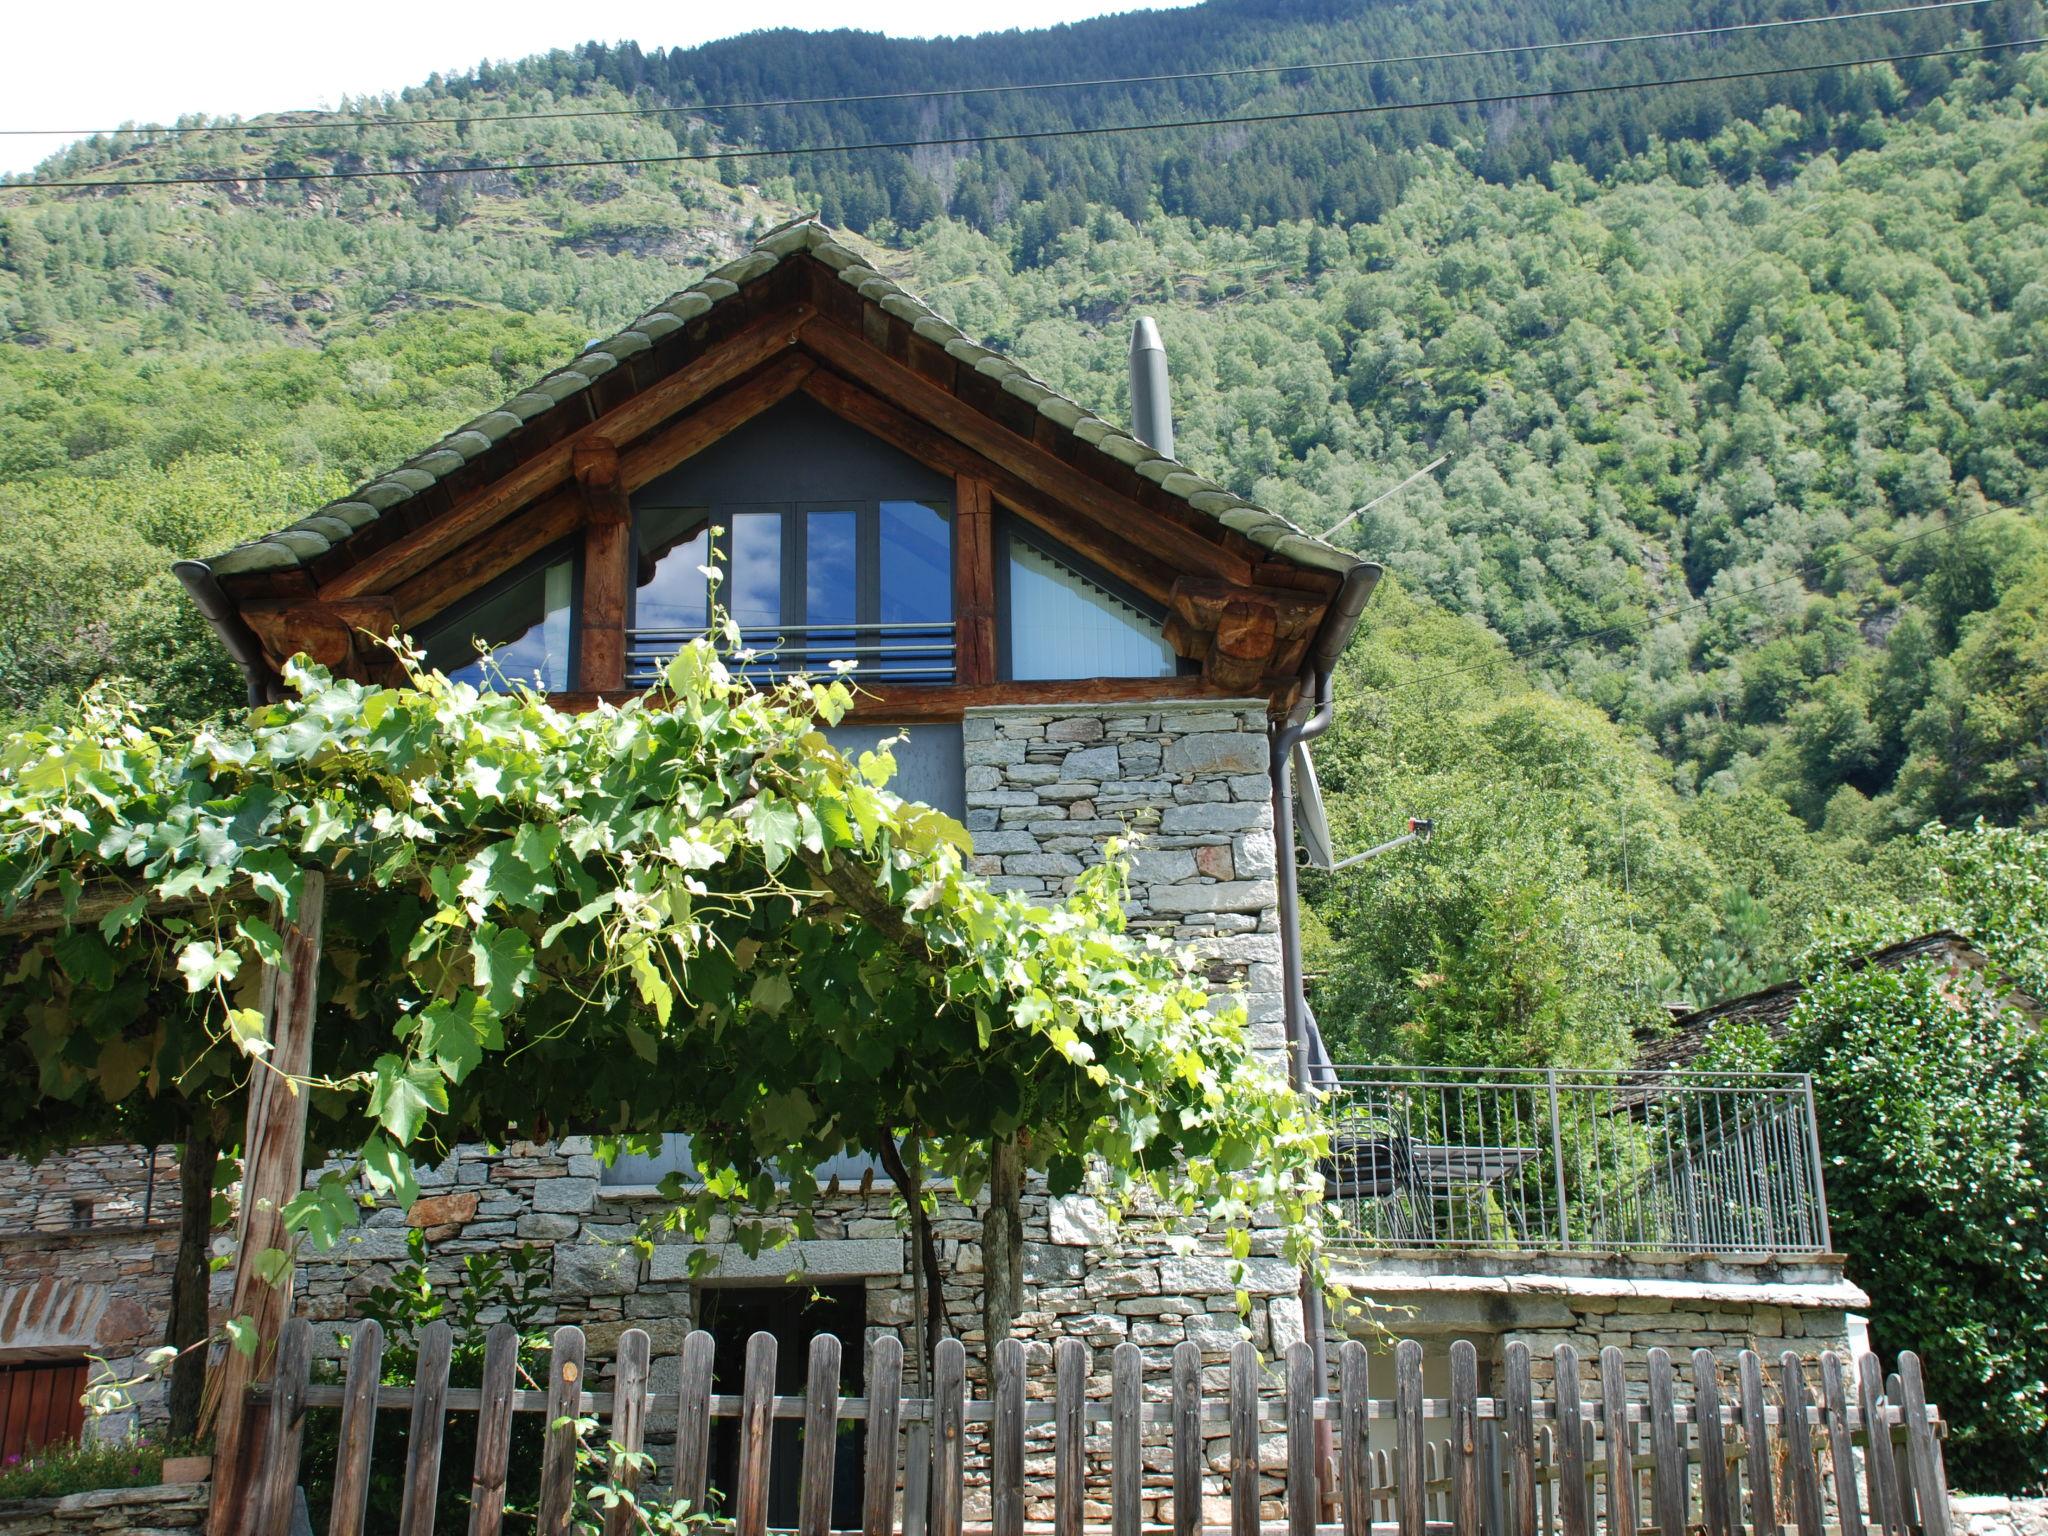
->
1635, 930, 2030, 1072
190, 218, 1362, 587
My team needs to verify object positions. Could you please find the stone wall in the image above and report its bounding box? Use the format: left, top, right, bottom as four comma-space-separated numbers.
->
962, 701, 1284, 1062
0, 1483, 207, 1535
0, 1145, 198, 1438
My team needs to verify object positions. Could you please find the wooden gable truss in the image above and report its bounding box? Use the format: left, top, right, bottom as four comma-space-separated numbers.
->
192, 225, 1365, 720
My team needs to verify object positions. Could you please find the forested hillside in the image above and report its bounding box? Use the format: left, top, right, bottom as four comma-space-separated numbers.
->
2, 10, 2044, 1024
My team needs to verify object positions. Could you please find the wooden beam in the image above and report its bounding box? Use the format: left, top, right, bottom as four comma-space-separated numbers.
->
237, 597, 399, 677
574, 441, 630, 695
619, 353, 815, 492
1204, 600, 1277, 695
954, 476, 998, 687
1170, 576, 1324, 641
209, 871, 326, 1536
319, 306, 810, 600
548, 674, 1229, 722
382, 355, 815, 640
799, 367, 1184, 606
797, 316, 1254, 588
389, 488, 582, 633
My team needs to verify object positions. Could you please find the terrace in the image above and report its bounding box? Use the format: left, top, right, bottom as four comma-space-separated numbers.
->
1320, 1066, 1831, 1258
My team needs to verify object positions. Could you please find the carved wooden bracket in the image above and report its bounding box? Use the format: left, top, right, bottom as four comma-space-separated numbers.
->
240, 597, 400, 678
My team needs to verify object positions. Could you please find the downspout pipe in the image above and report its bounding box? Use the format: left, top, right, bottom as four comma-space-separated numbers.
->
1268, 558, 1380, 1498
172, 559, 273, 708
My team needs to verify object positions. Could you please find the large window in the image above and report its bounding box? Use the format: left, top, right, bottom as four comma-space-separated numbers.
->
419, 547, 577, 691
629, 501, 952, 686
999, 519, 1178, 681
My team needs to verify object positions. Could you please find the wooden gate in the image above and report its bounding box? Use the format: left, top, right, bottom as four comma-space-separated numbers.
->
237, 1322, 1952, 1536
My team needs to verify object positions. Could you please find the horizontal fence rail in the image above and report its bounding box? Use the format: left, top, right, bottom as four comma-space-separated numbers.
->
244, 1322, 1947, 1536
1322, 1067, 1831, 1255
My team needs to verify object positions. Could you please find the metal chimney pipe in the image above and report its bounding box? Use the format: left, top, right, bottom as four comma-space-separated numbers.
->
1129, 316, 1174, 459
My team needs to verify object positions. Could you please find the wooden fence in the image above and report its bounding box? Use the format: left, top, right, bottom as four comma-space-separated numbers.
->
237, 1320, 1952, 1536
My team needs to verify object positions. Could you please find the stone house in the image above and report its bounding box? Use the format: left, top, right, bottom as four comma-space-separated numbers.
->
0, 221, 1865, 1510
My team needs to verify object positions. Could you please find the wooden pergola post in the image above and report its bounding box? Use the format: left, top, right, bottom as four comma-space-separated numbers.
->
210, 870, 326, 1536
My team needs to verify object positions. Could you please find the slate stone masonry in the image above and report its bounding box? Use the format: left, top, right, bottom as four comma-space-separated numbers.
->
962, 700, 1285, 1063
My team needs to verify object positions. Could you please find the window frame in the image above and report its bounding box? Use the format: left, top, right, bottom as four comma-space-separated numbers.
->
626, 497, 954, 685
993, 513, 1189, 682
418, 537, 583, 690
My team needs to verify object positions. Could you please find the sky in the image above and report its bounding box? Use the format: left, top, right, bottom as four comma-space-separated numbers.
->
0, 0, 1199, 175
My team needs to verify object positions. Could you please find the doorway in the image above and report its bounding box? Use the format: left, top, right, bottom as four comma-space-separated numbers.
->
701, 1284, 867, 1528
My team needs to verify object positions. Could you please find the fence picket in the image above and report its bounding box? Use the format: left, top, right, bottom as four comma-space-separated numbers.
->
1173, 1341, 1203, 1536
1738, 1351, 1779, 1536
1056, 1337, 1087, 1536
798, 1333, 843, 1536
1231, 1340, 1260, 1536
1693, 1351, 1735, 1536
399, 1320, 455, 1536
736, 1330, 778, 1536
1552, 1346, 1590, 1536
536, 1325, 586, 1536
1505, 1342, 1539, 1536
1887, 1373, 1916, 1536
1397, 1339, 1427, 1536
1286, 1342, 1317, 1536
1818, 1353, 1865, 1536
1856, 1354, 1906, 1536
1897, 1354, 1951, 1536
329, 1319, 384, 1536
599, 1329, 653, 1536
1340, 1340, 1370, 1536
993, 1338, 1026, 1536
254, 1316, 313, 1536
1597, 1348, 1633, 1536
931, 1337, 967, 1536
863, 1334, 905, 1536
467, 1323, 518, 1536
1114, 1343, 1144, 1536
1452, 1340, 1482, 1536
675, 1329, 716, 1517
1779, 1355, 1825, 1536
1647, 1348, 1686, 1536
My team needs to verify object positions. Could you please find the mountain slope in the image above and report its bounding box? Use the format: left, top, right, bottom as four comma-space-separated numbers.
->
0, 8, 2043, 1008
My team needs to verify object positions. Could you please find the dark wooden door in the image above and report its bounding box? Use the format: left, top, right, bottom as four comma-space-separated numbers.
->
703, 1285, 867, 1528
0, 1358, 88, 1462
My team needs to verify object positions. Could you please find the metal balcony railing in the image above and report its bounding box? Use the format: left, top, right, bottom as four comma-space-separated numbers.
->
1322, 1065, 1831, 1256
627, 621, 956, 687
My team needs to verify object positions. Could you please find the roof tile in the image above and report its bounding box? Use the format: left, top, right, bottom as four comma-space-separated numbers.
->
194, 219, 1359, 586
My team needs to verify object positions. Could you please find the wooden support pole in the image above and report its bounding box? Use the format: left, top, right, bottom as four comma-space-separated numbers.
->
210, 870, 326, 1536
953, 475, 998, 686
574, 441, 631, 695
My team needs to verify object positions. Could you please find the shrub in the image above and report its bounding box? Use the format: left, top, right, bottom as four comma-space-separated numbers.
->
1710, 949, 2048, 1493
0, 1436, 180, 1499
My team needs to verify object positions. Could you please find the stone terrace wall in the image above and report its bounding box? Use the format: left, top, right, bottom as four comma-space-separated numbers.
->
0, 1483, 208, 1535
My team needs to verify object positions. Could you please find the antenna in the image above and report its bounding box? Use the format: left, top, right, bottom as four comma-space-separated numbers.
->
1322, 817, 1436, 872
1324, 455, 1449, 541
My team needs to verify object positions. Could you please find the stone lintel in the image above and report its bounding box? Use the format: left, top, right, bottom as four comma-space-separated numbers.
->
647, 1237, 902, 1283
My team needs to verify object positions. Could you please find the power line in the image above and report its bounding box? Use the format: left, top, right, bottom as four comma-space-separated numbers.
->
0, 0, 1996, 140
8, 36, 2036, 193
1376, 498, 2024, 695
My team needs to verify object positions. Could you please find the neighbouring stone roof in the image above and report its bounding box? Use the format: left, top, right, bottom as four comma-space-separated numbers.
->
199, 218, 1362, 584
1636, 930, 2005, 1072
